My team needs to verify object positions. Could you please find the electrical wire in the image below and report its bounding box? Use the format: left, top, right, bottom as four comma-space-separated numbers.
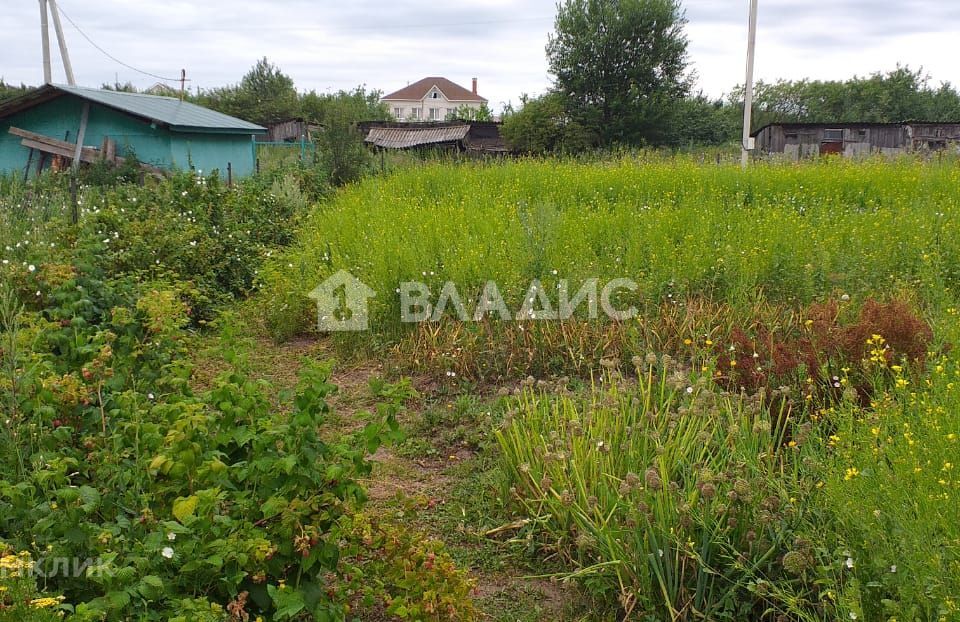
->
53, 3, 182, 83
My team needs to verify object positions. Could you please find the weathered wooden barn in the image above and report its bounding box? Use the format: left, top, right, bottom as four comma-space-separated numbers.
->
256, 118, 322, 143
359, 121, 509, 154
752, 122, 960, 159
0, 84, 266, 178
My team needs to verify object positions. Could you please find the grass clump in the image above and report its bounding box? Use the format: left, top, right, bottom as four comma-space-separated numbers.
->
496, 360, 818, 620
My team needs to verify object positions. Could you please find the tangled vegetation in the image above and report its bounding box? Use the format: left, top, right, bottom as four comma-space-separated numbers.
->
3, 155, 960, 621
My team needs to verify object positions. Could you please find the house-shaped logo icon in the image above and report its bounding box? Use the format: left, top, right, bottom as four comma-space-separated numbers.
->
307, 270, 376, 332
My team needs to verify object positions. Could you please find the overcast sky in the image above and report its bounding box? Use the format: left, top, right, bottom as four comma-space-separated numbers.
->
1, 1, 956, 111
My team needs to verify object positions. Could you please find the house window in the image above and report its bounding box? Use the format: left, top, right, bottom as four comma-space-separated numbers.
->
823, 129, 844, 142
410, 108, 421, 120
447, 108, 458, 119
393, 107, 404, 119
431, 91, 440, 99
429, 108, 441, 121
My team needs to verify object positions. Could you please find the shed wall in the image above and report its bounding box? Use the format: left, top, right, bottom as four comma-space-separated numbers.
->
0, 95, 172, 174
1, 94, 258, 177
169, 134, 256, 177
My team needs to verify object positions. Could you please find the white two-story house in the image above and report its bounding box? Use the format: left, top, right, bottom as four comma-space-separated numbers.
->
381, 77, 487, 122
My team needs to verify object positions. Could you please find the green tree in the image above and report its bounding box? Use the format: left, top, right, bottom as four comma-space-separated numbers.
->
501, 92, 597, 154
300, 87, 389, 186
199, 58, 300, 125
0, 80, 31, 104
547, 0, 691, 145
732, 66, 960, 128
446, 103, 494, 122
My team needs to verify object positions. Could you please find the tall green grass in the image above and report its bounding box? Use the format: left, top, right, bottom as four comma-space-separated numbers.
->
262, 157, 960, 342
496, 363, 813, 620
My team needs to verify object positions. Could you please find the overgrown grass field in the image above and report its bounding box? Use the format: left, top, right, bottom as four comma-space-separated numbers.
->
263, 157, 960, 344
3, 157, 960, 621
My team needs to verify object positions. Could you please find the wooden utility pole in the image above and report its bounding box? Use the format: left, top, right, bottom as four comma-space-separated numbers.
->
180, 69, 187, 100
38, 0, 76, 85
741, 0, 759, 169
39, 0, 52, 84
47, 0, 75, 85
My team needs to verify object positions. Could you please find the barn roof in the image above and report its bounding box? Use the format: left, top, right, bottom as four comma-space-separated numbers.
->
365, 124, 471, 149
382, 77, 486, 103
0, 84, 266, 135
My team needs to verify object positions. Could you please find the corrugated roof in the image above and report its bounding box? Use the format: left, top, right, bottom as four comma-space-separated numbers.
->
365, 125, 470, 149
0, 84, 265, 134
382, 77, 486, 103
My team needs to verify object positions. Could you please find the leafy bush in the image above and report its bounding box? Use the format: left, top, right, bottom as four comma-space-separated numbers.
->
0, 267, 474, 620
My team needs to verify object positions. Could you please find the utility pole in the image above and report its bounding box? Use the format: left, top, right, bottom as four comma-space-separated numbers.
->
741, 0, 759, 169
48, 0, 76, 85
39, 0, 52, 84
180, 69, 187, 100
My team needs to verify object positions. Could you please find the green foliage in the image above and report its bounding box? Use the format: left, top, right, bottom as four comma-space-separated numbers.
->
446, 104, 494, 122
316, 103, 373, 187
198, 57, 301, 125
0, 164, 479, 620
500, 93, 597, 154
0, 265, 459, 620
0, 80, 32, 104
344, 514, 478, 621
0, 548, 68, 620
497, 365, 817, 619
813, 350, 960, 620
547, 0, 691, 145
734, 66, 960, 127
300, 86, 390, 125
262, 158, 960, 343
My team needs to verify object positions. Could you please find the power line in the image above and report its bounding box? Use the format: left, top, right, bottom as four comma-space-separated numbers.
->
54, 4, 182, 83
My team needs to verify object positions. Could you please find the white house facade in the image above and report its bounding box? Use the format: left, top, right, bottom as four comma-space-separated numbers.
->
381, 77, 487, 122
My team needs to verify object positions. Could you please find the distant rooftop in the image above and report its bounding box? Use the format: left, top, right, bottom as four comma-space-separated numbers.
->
382, 77, 486, 103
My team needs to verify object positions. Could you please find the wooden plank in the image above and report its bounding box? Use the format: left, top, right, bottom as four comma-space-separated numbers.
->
10, 125, 167, 178
20, 138, 99, 163
72, 103, 90, 170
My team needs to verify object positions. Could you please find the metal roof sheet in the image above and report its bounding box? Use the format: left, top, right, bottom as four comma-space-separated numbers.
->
0, 84, 265, 134
365, 125, 470, 149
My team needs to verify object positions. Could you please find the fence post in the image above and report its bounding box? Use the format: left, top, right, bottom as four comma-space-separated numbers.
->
70, 175, 79, 224
227, 162, 233, 187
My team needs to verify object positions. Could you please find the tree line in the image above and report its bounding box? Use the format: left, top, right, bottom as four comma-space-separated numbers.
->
501, 0, 960, 153
5, 0, 960, 155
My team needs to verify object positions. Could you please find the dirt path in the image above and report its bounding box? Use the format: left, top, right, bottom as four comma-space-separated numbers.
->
191, 325, 576, 621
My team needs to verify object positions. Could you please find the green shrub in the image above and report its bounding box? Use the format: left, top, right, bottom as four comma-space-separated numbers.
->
0, 269, 477, 620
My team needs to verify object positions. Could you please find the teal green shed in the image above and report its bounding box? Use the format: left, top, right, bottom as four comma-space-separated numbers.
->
0, 84, 265, 178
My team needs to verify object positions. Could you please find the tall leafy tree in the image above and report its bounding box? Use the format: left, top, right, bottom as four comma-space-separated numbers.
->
547, 0, 691, 145
199, 58, 300, 125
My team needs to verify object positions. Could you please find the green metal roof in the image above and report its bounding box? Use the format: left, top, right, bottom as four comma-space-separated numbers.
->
0, 84, 265, 134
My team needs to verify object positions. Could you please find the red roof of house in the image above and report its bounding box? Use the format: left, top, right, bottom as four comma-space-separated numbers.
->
382, 77, 487, 103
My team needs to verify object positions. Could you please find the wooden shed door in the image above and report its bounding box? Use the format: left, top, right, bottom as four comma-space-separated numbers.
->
820, 141, 843, 155
821, 128, 844, 155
